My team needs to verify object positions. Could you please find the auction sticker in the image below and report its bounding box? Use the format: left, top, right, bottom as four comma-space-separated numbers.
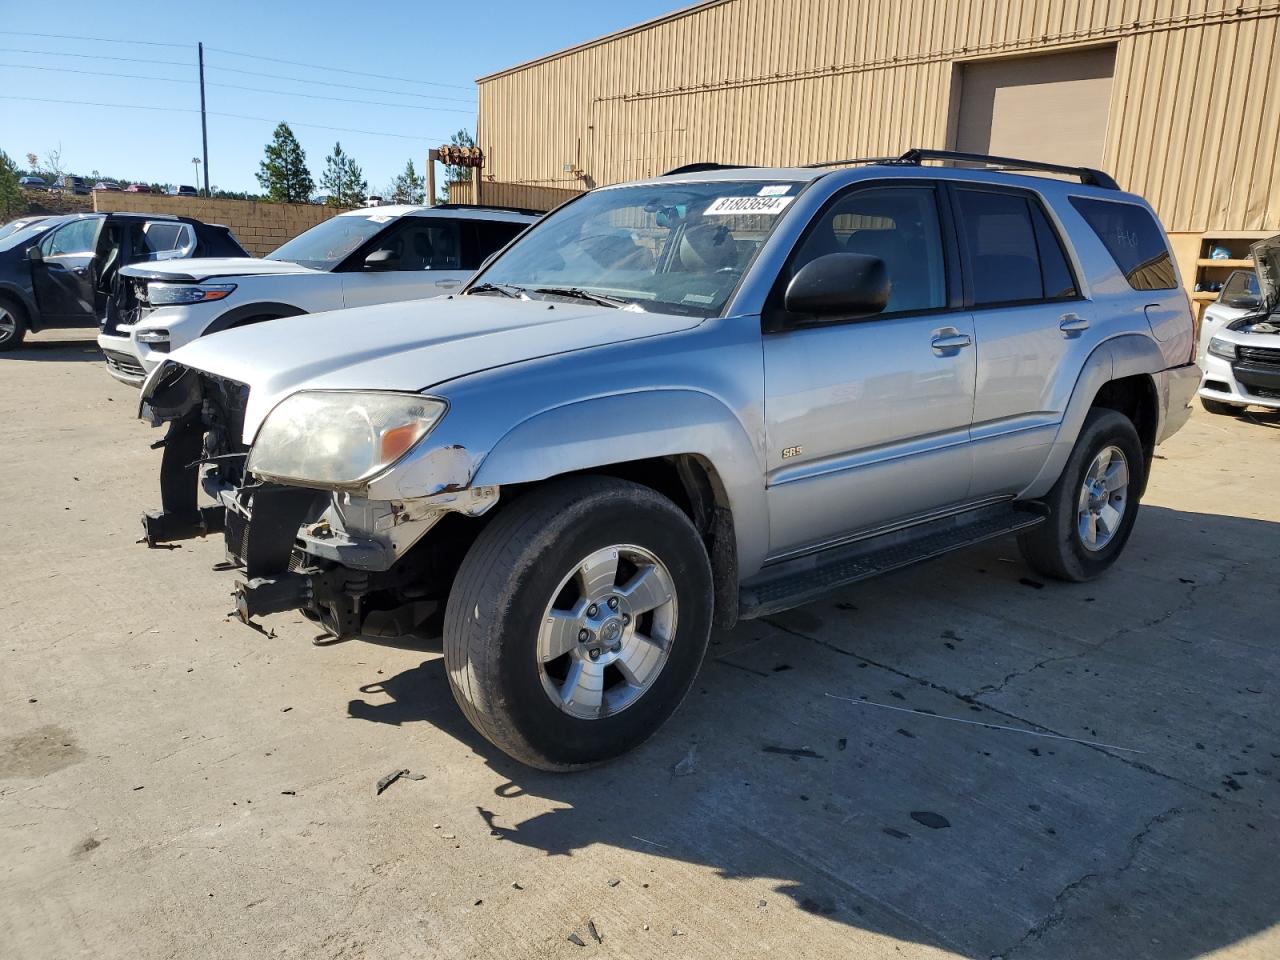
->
757, 184, 792, 196
704, 195, 794, 216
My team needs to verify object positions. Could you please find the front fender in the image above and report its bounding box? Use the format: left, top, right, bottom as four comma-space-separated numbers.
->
1020, 333, 1165, 499
471, 390, 770, 576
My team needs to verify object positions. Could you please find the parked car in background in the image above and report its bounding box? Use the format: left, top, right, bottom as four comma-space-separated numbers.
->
170, 185, 199, 197
125, 183, 152, 194
99, 203, 537, 384
19, 176, 49, 191
0, 212, 246, 351
1198, 237, 1280, 415
94, 181, 123, 192
136, 150, 1199, 771
57, 176, 91, 196
0, 216, 49, 242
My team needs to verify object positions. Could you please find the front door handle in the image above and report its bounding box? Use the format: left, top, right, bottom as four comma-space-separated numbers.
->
931, 331, 972, 352
1059, 313, 1090, 334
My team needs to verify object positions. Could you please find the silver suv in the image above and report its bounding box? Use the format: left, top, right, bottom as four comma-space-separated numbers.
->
137, 150, 1201, 771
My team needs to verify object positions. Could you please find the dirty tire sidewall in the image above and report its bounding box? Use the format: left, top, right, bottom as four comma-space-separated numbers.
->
444, 477, 713, 771
1200, 397, 1238, 417
1018, 408, 1145, 582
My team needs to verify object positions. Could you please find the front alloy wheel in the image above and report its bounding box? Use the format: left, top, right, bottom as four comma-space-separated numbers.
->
444, 476, 713, 770
1076, 445, 1129, 551
538, 545, 678, 720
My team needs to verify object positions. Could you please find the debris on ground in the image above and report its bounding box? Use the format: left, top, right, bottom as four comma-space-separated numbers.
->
511, 881, 523, 890
587, 919, 603, 943
375, 769, 427, 795
761, 745, 824, 759
1018, 577, 1045, 589
673, 746, 698, 776
910, 811, 951, 829
607, 878, 620, 887
567, 932, 586, 947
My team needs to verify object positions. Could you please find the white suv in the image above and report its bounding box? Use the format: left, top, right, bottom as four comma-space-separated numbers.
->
98, 204, 538, 385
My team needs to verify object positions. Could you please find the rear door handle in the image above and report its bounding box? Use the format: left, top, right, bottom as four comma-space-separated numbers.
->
931, 332, 972, 352
1059, 313, 1090, 334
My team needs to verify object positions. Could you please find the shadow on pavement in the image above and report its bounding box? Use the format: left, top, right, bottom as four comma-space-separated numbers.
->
346, 504, 1280, 959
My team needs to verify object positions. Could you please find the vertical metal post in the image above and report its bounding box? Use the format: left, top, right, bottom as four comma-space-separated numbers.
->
198, 42, 210, 197
427, 149, 438, 207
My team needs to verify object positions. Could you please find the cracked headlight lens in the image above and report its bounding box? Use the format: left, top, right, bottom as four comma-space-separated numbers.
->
247, 391, 447, 488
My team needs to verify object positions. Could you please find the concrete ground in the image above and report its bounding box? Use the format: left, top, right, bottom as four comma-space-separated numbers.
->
2, 330, 1278, 960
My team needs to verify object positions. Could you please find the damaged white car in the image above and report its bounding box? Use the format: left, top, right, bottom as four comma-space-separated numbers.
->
1198, 235, 1280, 414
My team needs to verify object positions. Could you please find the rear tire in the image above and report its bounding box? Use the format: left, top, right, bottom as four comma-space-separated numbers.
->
1200, 397, 1239, 416
443, 476, 713, 771
0, 299, 28, 351
1018, 408, 1144, 582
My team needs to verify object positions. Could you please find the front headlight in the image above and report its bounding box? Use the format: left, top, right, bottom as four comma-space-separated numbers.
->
1207, 337, 1237, 361
146, 282, 236, 306
246, 391, 447, 488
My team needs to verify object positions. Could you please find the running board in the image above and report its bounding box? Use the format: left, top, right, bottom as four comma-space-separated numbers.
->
739, 502, 1045, 620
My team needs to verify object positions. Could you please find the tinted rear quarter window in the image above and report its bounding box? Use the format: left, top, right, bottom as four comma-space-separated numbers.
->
954, 189, 1078, 305
1069, 197, 1177, 290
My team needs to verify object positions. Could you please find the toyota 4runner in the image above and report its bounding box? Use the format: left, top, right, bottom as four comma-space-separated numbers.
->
136, 149, 1201, 771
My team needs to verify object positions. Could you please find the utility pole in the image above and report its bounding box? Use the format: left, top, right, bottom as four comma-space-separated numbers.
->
198, 42, 210, 197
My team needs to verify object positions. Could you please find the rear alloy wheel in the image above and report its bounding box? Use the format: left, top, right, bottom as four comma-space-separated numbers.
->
444, 476, 713, 770
1018, 408, 1144, 582
0, 301, 27, 351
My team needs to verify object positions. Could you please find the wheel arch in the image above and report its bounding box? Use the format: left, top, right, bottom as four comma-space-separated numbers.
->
1021, 334, 1165, 500
465, 389, 768, 626
0, 284, 36, 329
202, 301, 306, 336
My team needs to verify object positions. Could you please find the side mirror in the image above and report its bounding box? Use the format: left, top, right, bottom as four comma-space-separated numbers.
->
364, 248, 399, 271
783, 252, 889, 320
1226, 294, 1261, 310
26, 245, 44, 264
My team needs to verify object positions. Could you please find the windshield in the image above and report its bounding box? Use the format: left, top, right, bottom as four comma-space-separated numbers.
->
266, 213, 392, 270
0, 220, 54, 253
473, 180, 800, 316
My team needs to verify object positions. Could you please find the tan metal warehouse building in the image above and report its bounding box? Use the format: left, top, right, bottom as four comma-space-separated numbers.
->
468, 0, 1280, 306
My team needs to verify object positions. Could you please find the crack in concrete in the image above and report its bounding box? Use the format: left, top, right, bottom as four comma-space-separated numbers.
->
973, 558, 1247, 697
762, 618, 1215, 798
1000, 805, 1185, 958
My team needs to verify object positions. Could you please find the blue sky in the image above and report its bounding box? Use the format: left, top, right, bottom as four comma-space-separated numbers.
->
0, 0, 681, 194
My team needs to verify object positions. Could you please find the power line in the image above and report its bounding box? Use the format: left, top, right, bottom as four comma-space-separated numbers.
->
0, 46, 191, 67
0, 62, 475, 113
0, 29, 190, 49
0, 94, 448, 141
204, 45, 474, 92
209, 64, 475, 102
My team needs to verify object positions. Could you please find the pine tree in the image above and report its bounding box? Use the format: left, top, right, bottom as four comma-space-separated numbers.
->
255, 122, 314, 203
390, 158, 425, 204
320, 142, 367, 207
0, 150, 24, 218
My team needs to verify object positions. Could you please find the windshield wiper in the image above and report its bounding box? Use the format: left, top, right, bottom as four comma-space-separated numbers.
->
468, 281, 529, 299
531, 286, 639, 309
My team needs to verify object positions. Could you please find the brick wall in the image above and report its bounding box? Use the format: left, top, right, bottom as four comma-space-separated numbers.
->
91, 193, 347, 256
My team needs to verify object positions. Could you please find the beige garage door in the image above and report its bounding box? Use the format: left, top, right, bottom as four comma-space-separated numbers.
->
953, 47, 1116, 169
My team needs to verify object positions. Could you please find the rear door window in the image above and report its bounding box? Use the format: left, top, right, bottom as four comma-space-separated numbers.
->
954, 189, 1080, 306
1069, 197, 1177, 290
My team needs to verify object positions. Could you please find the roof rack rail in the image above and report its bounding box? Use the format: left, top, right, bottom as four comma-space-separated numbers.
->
805, 148, 1119, 189
662, 162, 750, 176
429, 202, 545, 217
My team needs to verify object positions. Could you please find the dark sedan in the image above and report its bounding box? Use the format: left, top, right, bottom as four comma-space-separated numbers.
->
0, 213, 246, 350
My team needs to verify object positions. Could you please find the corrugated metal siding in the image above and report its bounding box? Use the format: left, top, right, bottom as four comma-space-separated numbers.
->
477, 0, 1280, 232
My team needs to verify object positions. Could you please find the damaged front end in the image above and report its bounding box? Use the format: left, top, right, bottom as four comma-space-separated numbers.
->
139, 362, 496, 640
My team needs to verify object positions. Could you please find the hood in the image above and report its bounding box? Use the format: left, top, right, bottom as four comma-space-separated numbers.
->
1251, 234, 1280, 313
159, 296, 704, 441
121, 257, 320, 282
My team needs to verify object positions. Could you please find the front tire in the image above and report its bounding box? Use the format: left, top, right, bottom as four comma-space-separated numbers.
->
0, 299, 28, 351
443, 476, 713, 771
1200, 397, 1239, 416
1018, 408, 1144, 582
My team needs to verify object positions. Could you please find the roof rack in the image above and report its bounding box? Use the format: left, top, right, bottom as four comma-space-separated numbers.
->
429, 202, 545, 217
804, 148, 1119, 189
662, 162, 752, 176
